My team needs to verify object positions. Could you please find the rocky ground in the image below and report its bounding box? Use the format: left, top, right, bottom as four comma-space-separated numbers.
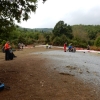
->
0, 46, 100, 100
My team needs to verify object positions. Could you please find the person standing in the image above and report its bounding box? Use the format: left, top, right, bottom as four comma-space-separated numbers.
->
64, 43, 67, 52
4, 41, 10, 60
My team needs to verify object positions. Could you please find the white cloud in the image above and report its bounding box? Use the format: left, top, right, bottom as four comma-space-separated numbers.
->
16, 0, 100, 28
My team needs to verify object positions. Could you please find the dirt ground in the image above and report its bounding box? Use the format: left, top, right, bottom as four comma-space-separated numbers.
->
0, 46, 100, 100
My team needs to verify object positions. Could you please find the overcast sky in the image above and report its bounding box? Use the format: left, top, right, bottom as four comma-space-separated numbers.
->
16, 0, 100, 28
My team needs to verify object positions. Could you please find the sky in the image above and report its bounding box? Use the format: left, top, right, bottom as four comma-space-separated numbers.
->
16, 0, 100, 28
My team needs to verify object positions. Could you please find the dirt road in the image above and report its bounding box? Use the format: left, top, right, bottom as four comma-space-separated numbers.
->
0, 46, 100, 100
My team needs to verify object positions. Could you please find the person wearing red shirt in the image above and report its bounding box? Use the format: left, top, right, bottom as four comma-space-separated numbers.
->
4, 41, 10, 60
64, 43, 67, 52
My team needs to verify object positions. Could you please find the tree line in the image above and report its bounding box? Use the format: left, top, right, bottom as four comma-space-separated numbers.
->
0, 20, 100, 50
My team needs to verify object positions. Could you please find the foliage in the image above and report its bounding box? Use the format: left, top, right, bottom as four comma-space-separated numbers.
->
72, 25, 89, 41
60, 35, 68, 45
0, 0, 47, 40
1, 0, 100, 50
1, 22, 100, 50
43, 33, 51, 44
52, 20, 73, 39
34, 28, 53, 33
52, 20, 73, 46
53, 36, 61, 46
38, 33, 45, 44
0, 20, 16, 40
0, 0, 46, 23
72, 25, 100, 48
90, 46, 100, 51
1, 40, 6, 47
94, 36, 100, 47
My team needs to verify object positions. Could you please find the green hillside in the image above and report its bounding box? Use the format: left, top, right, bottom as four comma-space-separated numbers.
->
18, 27, 53, 33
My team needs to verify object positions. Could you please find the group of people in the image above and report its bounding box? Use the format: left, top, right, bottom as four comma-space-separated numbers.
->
3, 41, 17, 61
46, 43, 52, 49
64, 43, 76, 52
18, 43, 24, 50
64, 43, 90, 52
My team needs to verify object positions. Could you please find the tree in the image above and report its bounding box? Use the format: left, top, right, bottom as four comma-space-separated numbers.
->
0, 19, 16, 40
0, 0, 47, 39
53, 36, 61, 46
43, 33, 50, 43
88, 31, 97, 40
0, 0, 46, 22
52, 20, 73, 39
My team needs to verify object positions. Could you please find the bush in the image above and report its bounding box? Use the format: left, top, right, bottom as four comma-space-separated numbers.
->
90, 46, 100, 51
52, 37, 61, 46
1, 40, 6, 47
94, 36, 100, 47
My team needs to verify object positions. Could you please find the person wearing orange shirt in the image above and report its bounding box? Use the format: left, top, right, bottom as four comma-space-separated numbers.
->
4, 41, 10, 60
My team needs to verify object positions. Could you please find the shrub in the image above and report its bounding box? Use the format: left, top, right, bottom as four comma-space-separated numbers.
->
94, 36, 100, 47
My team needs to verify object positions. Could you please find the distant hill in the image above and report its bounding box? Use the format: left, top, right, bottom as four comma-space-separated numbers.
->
18, 27, 53, 33
34, 28, 53, 32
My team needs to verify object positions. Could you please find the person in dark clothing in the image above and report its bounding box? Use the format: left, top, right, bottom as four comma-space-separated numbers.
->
13, 53, 17, 58
4, 41, 17, 60
9, 48, 17, 60
87, 45, 90, 50
4, 41, 10, 60
9, 48, 17, 58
